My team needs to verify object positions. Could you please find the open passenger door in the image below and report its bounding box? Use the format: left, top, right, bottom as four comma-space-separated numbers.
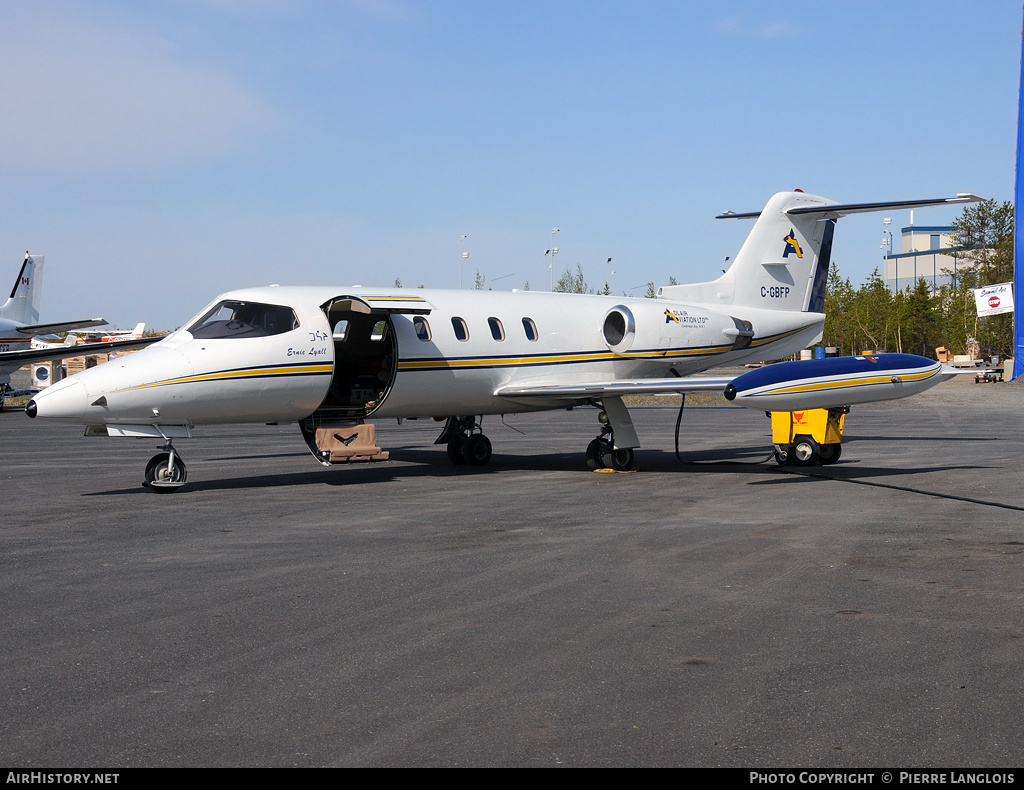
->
300, 293, 433, 465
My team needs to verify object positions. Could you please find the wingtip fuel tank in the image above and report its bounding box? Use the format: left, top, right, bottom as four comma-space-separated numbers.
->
723, 354, 949, 411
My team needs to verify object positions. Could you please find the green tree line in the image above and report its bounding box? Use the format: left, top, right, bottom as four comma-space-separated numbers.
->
823, 199, 1014, 359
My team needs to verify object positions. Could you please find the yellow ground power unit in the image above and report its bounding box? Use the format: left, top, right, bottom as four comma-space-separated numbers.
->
770, 407, 848, 467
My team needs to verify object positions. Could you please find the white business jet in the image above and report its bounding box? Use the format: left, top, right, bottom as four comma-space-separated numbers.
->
25, 191, 979, 491
0, 254, 160, 408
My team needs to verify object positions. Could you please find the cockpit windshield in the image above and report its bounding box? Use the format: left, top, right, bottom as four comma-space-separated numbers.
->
188, 300, 300, 339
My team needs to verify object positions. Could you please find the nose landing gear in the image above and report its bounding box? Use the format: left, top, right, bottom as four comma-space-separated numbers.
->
143, 442, 188, 492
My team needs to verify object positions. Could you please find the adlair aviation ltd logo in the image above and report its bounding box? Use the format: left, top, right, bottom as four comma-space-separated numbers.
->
782, 229, 803, 258
664, 309, 708, 326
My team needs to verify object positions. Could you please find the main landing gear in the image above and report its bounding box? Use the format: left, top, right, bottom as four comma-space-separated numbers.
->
585, 406, 635, 472
436, 399, 641, 473
437, 416, 492, 466
143, 442, 188, 493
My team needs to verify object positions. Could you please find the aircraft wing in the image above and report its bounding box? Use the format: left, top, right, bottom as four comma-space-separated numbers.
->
494, 376, 735, 399
0, 335, 161, 365
14, 319, 108, 336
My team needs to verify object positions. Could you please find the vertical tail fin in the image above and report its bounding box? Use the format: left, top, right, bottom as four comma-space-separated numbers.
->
721, 191, 835, 312
0, 253, 44, 325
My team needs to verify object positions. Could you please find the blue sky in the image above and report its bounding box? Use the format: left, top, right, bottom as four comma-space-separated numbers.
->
0, 0, 1020, 329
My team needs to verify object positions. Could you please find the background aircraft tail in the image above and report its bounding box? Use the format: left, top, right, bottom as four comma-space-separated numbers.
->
0, 253, 44, 325
659, 191, 979, 313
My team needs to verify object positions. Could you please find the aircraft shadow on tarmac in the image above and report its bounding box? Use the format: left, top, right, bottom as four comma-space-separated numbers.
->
651, 448, 990, 481
844, 434, 1000, 443
749, 462, 992, 482
84, 449, 596, 496
207, 451, 311, 462
81, 440, 995, 497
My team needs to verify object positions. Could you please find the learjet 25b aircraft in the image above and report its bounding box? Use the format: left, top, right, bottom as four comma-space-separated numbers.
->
25, 190, 979, 491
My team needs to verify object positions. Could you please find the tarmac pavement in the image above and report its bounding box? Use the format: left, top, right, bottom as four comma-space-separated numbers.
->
1, 372, 1022, 767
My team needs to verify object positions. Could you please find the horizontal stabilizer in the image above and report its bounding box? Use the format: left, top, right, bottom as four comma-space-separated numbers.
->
716, 194, 982, 220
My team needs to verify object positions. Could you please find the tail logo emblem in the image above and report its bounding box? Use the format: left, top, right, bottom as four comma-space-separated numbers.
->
782, 229, 803, 259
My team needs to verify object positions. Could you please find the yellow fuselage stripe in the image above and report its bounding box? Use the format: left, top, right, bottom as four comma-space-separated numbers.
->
758, 368, 937, 396
125, 364, 334, 391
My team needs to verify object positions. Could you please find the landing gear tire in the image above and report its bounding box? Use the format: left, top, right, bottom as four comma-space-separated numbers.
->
817, 443, 842, 465
601, 446, 634, 472
144, 452, 187, 493
586, 439, 605, 470
461, 433, 492, 466
792, 436, 819, 467
773, 444, 792, 466
446, 437, 466, 465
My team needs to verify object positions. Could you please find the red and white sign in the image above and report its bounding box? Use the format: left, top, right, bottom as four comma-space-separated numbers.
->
974, 283, 1014, 317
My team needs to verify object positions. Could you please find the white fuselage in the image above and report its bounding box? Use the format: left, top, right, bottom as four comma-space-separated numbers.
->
379, 290, 820, 417
28, 285, 824, 428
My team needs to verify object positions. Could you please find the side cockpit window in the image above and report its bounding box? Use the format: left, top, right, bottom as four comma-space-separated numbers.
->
189, 300, 300, 339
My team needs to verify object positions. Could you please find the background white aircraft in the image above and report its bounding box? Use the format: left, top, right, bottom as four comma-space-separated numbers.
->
65, 322, 147, 344
26, 190, 979, 491
0, 254, 159, 408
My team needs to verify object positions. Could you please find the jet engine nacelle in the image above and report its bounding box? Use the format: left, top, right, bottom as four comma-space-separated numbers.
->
723, 353, 949, 411
599, 301, 754, 359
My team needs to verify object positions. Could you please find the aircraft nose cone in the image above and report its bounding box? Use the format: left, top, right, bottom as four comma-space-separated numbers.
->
724, 383, 737, 401
27, 379, 88, 421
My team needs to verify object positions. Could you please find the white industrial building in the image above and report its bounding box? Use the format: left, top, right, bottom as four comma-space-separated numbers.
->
883, 224, 965, 292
